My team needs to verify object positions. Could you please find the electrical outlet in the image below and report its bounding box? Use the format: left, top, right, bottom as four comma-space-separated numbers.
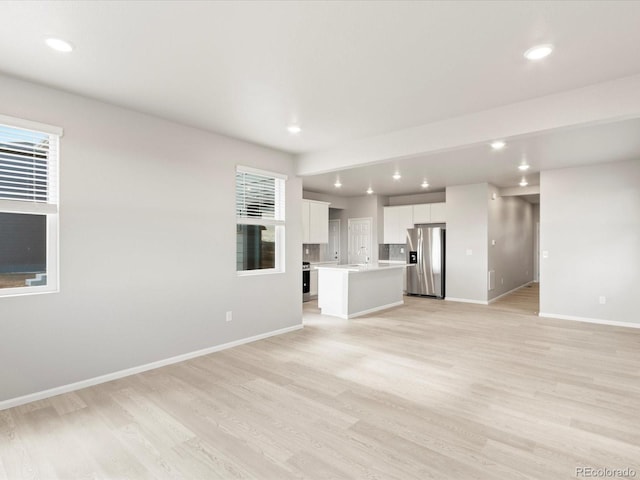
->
466, 249, 473, 256
305, 247, 309, 255
400, 247, 404, 254
542, 250, 549, 259
226, 311, 233, 322
599, 296, 606, 305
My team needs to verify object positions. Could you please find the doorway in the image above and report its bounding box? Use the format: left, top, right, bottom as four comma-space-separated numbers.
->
348, 217, 372, 264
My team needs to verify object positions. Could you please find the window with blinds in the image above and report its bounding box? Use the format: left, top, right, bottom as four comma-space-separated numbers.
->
0, 116, 61, 297
0, 125, 58, 204
236, 169, 285, 221
236, 166, 287, 274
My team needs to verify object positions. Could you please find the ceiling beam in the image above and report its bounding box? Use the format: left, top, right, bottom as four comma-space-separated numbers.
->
500, 185, 540, 197
296, 74, 640, 176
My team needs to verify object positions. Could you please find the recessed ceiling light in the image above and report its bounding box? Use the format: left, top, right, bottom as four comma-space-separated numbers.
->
490, 140, 506, 150
421, 180, 429, 189
286, 124, 301, 134
519, 178, 528, 187
45, 37, 73, 53
518, 164, 530, 171
366, 187, 374, 195
334, 180, 342, 188
524, 44, 553, 61
392, 172, 401, 180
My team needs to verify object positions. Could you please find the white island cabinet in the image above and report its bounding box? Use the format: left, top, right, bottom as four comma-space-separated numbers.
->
316, 264, 406, 319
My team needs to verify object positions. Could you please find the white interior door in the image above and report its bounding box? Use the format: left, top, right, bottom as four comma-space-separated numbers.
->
328, 219, 340, 262
348, 217, 372, 264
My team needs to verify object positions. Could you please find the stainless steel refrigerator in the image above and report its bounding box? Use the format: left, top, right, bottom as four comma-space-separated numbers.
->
406, 227, 445, 298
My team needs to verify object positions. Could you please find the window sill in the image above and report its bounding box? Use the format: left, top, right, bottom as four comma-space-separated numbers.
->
237, 269, 284, 277
0, 286, 59, 299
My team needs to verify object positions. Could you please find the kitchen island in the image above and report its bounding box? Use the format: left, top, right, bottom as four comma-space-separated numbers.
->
316, 263, 406, 319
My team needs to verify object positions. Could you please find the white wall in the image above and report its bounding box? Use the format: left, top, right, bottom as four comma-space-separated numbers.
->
0, 74, 302, 403
540, 159, 640, 325
487, 185, 534, 301
445, 183, 488, 302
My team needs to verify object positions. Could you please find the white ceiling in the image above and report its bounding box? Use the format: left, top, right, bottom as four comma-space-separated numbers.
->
302, 118, 640, 196
1, 1, 640, 156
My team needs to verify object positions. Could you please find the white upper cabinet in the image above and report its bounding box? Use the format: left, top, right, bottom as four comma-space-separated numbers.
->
383, 202, 447, 244
302, 199, 330, 244
383, 205, 413, 244
412, 204, 431, 224
430, 202, 446, 223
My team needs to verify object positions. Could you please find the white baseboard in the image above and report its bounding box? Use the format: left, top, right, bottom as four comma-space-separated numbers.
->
539, 312, 640, 329
348, 300, 404, 319
0, 324, 304, 412
445, 297, 489, 305
488, 281, 533, 304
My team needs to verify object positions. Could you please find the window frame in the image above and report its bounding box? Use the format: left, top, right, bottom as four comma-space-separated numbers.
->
236, 165, 287, 276
0, 114, 62, 298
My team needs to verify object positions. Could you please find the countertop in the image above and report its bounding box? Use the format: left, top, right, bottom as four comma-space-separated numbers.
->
315, 263, 408, 272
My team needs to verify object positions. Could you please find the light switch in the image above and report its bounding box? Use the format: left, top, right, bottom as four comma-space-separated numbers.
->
466, 249, 473, 256
491, 239, 496, 246
400, 247, 404, 254
542, 250, 549, 259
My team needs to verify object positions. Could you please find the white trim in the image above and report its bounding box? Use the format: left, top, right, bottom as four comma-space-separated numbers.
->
349, 300, 404, 318
236, 164, 288, 180
237, 267, 284, 277
0, 324, 303, 411
538, 313, 640, 329
487, 281, 533, 304
445, 297, 489, 305
344, 300, 404, 319
237, 217, 285, 227
0, 114, 63, 137
0, 199, 58, 214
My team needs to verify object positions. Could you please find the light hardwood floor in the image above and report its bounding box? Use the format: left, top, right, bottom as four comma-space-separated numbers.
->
1, 286, 639, 479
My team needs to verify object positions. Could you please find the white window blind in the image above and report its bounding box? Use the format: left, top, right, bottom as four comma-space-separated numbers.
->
236, 167, 285, 222
0, 124, 59, 205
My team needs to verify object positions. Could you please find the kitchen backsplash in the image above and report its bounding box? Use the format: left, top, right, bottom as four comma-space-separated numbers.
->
379, 244, 406, 261
303, 244, 321, 262
302, 244, 337, 263
305, 244, 406, 263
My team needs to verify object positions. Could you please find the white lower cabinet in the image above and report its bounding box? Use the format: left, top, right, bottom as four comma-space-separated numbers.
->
310, 269, 319, 297
403, 268, 407, 293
